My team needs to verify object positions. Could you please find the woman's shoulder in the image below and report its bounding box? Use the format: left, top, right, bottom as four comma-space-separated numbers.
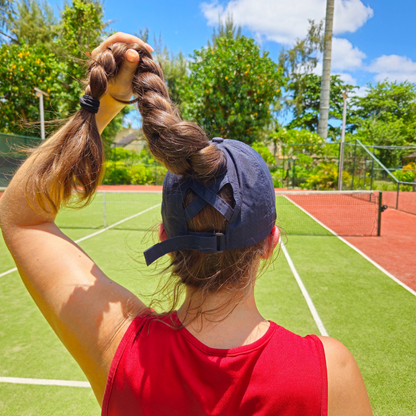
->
318, 336, 373, 416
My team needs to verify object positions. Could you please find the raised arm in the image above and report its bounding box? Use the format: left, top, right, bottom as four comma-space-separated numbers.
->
0, 33, 152, 405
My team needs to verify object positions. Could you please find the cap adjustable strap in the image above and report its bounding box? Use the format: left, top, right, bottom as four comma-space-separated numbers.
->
144, 233, 226, 266
185, 184, 234, 221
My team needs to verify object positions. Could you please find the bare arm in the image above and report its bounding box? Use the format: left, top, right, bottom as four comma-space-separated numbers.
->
319, 336, 373, 416
0, 33, 152, 405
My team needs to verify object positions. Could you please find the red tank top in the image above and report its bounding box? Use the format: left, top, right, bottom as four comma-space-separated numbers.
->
102, 312, 327, 416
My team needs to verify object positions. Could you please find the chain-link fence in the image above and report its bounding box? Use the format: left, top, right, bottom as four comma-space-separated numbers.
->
276, 140, 416, 215
0, 133, 42, 187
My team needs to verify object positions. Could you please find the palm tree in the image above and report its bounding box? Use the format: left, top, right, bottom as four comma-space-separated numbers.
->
317, 0, 335, 140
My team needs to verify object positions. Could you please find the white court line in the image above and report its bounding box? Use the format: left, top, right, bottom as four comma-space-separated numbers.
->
280, 238, 329, 337
0, 203, 161, 278
0, 203, 161, 388
284, 195, 416, 297
0, 377, 90, 388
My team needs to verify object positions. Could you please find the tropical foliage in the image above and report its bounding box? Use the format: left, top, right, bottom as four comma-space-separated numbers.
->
180, 35, 283, 144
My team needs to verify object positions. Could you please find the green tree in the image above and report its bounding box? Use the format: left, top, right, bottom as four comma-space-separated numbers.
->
180, 35, 283, 144
1, 0, 58, 49
0, 0, 126, 147
0, 42, 67, 134
350, 81, 416, 167
286, 74, 356, 138
207, 13, 242, 48
136, 27, 188, 105
278, 20, 324, 115
58, 0, 108, 114
351, 81, 416, 129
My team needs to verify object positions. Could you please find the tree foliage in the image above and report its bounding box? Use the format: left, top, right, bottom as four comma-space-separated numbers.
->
0, 0, 125, 144
1, 0, 58, 48
286, 73, 356, 137
58, 0, 108, 113
180, 35, 283, 144
0, 42, 66, 134
350, 81, 416, 167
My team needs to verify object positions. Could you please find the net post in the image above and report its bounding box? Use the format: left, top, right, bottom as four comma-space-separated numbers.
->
103, 192, 107, 228
377, 191, 382, 236
396, 182, 399, 210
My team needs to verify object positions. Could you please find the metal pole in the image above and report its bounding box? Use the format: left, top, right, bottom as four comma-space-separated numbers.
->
351, 140, 357, 190
39, 94, 45, 141
396, 182, 399, 210
338, 91, 348, 190
370, 147, 375, 190
292, 159, 296, 189
103, 192, 107, 228
34, 87, 49, 141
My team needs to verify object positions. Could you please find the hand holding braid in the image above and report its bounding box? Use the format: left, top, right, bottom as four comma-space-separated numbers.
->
25, 36, 225, 216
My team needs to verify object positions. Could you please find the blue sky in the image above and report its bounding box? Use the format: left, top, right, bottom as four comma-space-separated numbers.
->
45, 0, 416, 90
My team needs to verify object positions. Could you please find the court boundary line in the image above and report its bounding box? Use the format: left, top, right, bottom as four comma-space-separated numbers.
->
283, 196, 416, 297
0, 203, 161, 278
280, 238, 329, 336
0, 376, 90, 388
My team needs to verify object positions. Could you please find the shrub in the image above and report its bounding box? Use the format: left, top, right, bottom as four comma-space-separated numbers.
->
252, 142, 276, 166
392, 162, 416, 183
102, 161, 168, 185
304, 162, 351, 190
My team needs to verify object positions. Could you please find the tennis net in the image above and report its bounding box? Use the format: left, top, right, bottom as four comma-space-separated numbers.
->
55, 189, 382, 237
56, 191, 162, 231
276, 190, 382, 237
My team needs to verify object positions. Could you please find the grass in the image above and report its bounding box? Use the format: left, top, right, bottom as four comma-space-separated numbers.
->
0, 192, 415, 415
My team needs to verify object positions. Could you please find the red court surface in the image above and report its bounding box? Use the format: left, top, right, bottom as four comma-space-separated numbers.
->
383, 191, 416, 216
286, 193, 379, 236
345, 209, 416, 291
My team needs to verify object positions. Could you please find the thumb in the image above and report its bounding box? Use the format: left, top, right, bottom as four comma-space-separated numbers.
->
119, 49, 140, 80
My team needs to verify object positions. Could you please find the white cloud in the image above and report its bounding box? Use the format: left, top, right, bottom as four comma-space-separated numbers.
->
201, 0, 373, 45
331, 38, 366, 71
335, 72, 357, 85
367, 55, 416, 83
309, 38, 365, 84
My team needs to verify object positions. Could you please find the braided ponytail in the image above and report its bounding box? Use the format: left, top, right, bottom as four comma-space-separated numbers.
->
26, 42, 225, 214
127, 42, 226, 179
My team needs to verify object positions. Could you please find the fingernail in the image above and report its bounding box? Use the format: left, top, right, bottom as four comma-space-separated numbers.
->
145, 43, 154, 52
126, 49, 139, 62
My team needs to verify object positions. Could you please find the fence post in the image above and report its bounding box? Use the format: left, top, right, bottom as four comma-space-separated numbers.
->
103, 192, 107, 228
292, 159, 296, 189
396, 182, 400, 210
370, 147, 375, 190
351, 140, 357, 190
377, 191, 382, 236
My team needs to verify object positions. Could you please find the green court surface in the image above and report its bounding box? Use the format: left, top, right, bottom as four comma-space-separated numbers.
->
0, 192, 415, 415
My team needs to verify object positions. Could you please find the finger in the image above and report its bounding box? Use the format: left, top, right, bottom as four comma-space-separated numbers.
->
91, 32, 153, 58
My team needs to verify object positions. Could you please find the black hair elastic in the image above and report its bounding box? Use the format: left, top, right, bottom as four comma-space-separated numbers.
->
79, 95, 100, 114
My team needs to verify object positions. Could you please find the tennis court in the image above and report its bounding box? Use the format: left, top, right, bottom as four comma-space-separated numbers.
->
0, 190, 415, 415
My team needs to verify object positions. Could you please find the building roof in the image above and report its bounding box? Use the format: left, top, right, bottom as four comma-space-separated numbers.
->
113, 133, 137, 147
404, 152, 416, 159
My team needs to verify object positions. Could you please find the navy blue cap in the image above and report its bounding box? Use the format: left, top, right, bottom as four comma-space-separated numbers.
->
144, 138, 276, 266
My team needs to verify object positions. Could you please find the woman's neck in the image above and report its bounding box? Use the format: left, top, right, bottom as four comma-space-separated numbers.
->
177, 286, 270, 349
